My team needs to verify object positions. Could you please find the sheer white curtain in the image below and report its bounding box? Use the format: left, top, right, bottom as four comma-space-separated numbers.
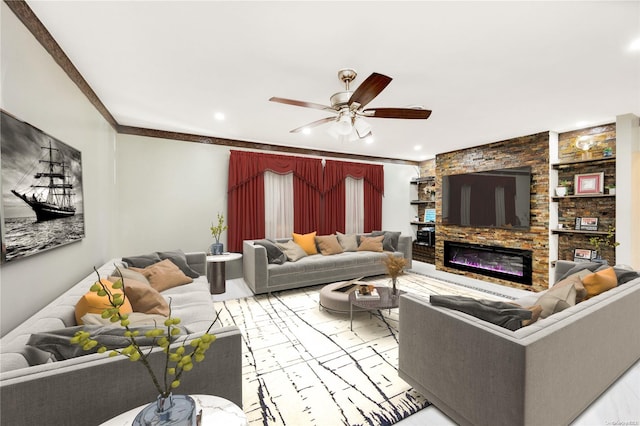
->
345, 177, 364, 234
460, 185, 471, 226
494, 186, 506, 226
264, 171, 294, 239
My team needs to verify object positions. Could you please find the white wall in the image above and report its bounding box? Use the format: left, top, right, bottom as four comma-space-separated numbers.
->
1, 3, 117, 335
114, 134, 417, 256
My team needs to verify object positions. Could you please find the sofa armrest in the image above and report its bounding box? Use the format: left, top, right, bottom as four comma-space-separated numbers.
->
186, 251, 207, 276
0, 326, 242, 426
398, 235, 413, 269
243, 241, 268, 294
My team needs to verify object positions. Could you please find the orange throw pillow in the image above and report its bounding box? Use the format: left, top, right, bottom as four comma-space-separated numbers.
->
582, 267, 617, 300
75, 279, 133, 325
292, 231, 318, 255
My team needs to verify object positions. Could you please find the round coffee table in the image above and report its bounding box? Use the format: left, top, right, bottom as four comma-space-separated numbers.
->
349, 287, 406, 330
319, 280, 369, 314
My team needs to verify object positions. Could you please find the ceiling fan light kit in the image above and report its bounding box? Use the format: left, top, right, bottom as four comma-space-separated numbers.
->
269, 68, 431, 142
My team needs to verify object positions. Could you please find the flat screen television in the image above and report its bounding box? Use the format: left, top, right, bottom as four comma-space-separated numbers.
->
442, 166, 531, 229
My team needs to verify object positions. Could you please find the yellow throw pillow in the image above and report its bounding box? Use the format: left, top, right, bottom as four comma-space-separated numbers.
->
357, 235, 384, 252
292, 231, 318, 255
130, 259, 193, 292
315, 234, 344, 255
75, 279, 133, 325
582, 267, 617, 300
109, 276, 170, 316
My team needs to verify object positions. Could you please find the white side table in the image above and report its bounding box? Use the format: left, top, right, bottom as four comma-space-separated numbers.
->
206, 253, 242, 294
101, 394, 247, 426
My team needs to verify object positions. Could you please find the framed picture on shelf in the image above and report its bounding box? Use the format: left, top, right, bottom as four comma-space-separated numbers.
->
423, 208, 436, 223
573, 248, 595, 262
575, 172, 604, 195
579, 217, 599, 231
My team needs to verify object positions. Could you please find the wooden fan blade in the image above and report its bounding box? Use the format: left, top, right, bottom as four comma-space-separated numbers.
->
362, 107, 432, 119
348, 73, 392, 109
290, 116, 336, 133
269, 97, 334, 111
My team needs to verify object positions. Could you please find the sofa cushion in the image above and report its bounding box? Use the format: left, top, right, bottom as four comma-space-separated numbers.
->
108, 276, 170, 316
371, 230, 401, 252
122, 252, 162, 268
582, 267, 617, 300
81, 312, 168, 327
157, 249, 200, 278
254, 239, 287, 264
276, 240, 308, 262
556, 261, 602, 282
315, 235, 344, 255
75, 279, 133, 325
292, 232, 318, 255
336, 232, 358, 252
357, 235, 384, 252
110, 267, 149, 285
130, 259, 193, 292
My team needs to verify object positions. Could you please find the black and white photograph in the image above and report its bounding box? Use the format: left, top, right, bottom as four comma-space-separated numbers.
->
1, 111, 84, 263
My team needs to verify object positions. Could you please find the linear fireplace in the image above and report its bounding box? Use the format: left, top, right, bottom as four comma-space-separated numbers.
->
444, 241, 533, 285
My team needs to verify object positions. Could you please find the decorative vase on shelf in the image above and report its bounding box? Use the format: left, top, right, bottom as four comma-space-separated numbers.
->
133, 393, 196, 426
210, 242, 224, 255
555, 187, 567, 197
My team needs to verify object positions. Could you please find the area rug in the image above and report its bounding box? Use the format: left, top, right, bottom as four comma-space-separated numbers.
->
216, 272, 509, 425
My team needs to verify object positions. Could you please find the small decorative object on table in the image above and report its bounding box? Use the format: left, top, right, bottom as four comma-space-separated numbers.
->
355, 284, 380, 300
383, 253, 408, 295
71, 268, 218, 425
209, 212, 228, 255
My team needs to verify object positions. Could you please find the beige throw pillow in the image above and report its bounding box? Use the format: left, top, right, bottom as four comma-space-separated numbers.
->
276, 240, 308, 262
130, 259, 193, 292
315, 235, 344, 255
357, 235, 384, 252
108, 276, 170, 316
336, 232, 358, 252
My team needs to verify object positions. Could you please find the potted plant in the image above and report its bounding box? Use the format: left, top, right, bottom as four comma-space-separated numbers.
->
210, 212, 228, 255
606, 184, 616, 195
603, 147, 613, 157
589, 225, 620, 264
71, 270, 218, 424
383, 254, 408, 295
555, 179, 572, 197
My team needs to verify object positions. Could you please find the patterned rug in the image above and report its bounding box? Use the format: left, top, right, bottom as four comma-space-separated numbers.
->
217, 272, 509, 426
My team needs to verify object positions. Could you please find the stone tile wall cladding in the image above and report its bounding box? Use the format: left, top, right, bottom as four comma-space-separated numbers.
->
433, 132, 550, 292
557, 123, 616, 265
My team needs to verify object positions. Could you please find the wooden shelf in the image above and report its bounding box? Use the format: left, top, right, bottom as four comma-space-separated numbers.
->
551, 194, 615, 201
410, 176, 435, 184
551, 229, 609, 236
411, 221, 436, 226
551, 155, 616, 169
410, 200, 434, 205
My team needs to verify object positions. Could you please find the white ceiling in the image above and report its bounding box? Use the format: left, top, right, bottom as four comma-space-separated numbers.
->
26, 1, 640, 161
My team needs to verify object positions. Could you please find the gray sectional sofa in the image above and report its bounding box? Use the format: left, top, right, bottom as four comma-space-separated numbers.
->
398, 260, 640, 426
242, 233, 412, 294
0, 252, 242, 426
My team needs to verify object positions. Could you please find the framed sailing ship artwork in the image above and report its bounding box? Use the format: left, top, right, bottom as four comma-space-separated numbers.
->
1, 110, 85, 263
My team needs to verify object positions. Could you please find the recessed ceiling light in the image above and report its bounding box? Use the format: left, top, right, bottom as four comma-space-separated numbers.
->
214, 112, 225, 121
302, 127, 311, 135
365, 136, 374, 144
414, 145, 422, 151
629, 37, 640, 52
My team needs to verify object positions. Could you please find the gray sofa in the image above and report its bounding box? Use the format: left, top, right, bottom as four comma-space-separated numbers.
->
398, 260, 640, 426
0, 252, 242, 426
243, 234, 412, 294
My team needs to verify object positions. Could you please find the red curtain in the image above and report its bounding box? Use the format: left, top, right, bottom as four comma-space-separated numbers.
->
227, 151, 322, 252
322, 160, 384, 234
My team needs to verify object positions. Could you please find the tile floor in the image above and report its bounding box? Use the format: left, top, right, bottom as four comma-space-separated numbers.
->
213, 261, 640, 425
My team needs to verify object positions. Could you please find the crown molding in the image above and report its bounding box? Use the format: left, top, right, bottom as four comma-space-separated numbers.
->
5, 0, 418, 166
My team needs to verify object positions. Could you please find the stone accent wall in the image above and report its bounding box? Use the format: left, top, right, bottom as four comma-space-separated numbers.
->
434, 132, 550, 292
556, 123, 617, 264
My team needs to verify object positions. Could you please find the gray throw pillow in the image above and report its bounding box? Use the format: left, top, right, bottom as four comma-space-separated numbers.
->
371, 231, 401, 252
336, 232, 358, 252
122, 253, 162, 268
557, 262, 602, 282
157, 249, 200, 278
254, 239, 287, 264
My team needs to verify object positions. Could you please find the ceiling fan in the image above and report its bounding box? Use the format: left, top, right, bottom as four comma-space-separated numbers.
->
269, 68, 431, 142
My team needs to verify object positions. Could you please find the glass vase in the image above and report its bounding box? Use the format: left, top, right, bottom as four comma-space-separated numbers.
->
133, 393, 196, 426
210, 242, 224, 255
